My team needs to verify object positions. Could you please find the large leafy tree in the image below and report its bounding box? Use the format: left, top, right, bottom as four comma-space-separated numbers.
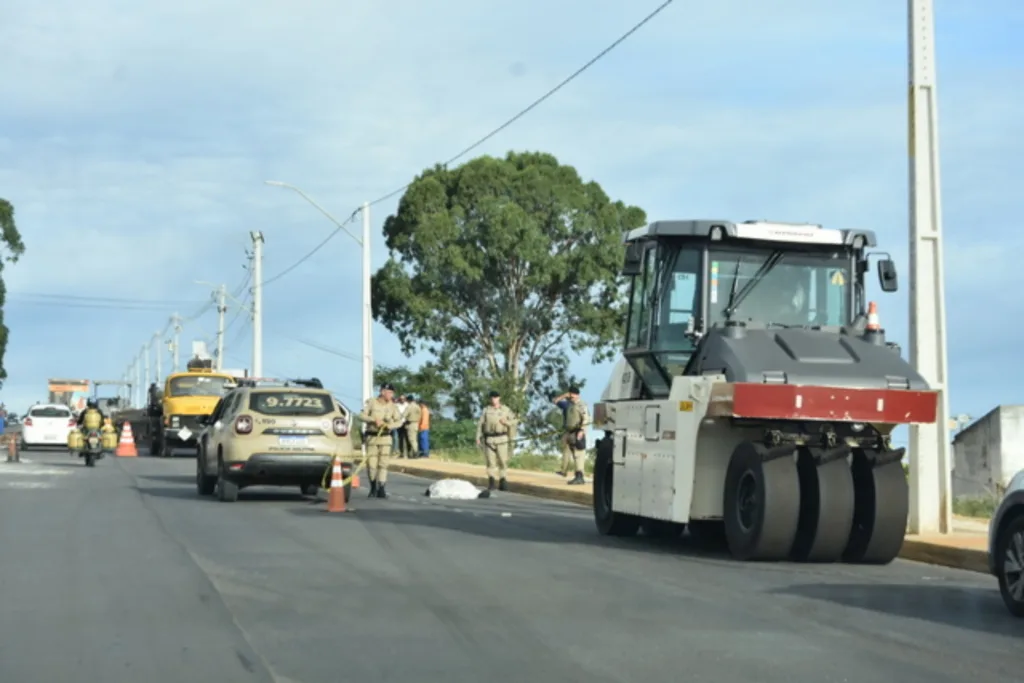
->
0, 199, 25, 386
373, 362, 452, 410
371, 151, 646, 436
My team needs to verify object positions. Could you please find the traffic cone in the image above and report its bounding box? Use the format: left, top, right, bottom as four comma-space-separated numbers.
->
115, 422, 138, 457
866, 301, 881, 331
352, 472, 361, 488
326, 457, 348, 512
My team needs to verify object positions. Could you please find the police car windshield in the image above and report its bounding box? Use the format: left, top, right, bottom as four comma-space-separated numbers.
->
168, 376, 234, 398
707, 246, 853, 328
250, 391, 333, 416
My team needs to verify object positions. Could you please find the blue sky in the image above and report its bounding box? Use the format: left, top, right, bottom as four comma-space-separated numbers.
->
1, 1, 1022, 445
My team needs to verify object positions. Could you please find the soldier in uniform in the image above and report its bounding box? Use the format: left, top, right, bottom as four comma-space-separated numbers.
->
562, 386, 590, 485
358, 382, 403, 498
402, 395, 421, 459
475, 390, 518, 491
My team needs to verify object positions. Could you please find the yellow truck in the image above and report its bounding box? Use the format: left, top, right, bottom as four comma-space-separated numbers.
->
149, 362, 237, 457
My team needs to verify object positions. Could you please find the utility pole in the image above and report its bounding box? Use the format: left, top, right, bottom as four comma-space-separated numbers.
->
361, 202, 373, 406
250, 231, 264, 377
215, 284, 227, 370
143, 342, 151, 401
135, 353, 142, 408
907, 0, 952, 535
171, 313, 182, 371
126, 362, 134, 407
153, 331, 162, 385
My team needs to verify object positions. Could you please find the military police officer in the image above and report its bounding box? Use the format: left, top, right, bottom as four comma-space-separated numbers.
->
475, 390, 518, 491
358, 382, 403, 498
562, 386, 590, 485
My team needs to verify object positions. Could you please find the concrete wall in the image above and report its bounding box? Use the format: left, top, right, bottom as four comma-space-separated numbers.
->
952, 405, 1024, 498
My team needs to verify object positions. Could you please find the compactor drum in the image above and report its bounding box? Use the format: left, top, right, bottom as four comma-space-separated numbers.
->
591, 220, 938, 564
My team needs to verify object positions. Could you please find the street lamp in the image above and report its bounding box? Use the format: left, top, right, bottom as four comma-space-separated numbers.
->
264, 181, 373, 407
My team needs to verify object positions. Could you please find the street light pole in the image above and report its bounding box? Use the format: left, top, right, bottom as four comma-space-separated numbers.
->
907, 0, 952, 535
135, 352, 143, 408
216, 284, 227, 370
153, 331, 162, 385
171, 314, 182, 372
250, 231, 264, 377
143, 342, 150, 398
361, 201, 373, 407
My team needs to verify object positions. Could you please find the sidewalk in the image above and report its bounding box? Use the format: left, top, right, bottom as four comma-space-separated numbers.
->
389, 456, 991, 575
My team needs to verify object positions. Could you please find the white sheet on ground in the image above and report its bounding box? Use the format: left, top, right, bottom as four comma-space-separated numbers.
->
427, 478, 483, 500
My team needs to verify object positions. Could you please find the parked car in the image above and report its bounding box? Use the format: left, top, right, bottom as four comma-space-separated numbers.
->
990, 469, 1024, 617
21, 404, 76, 449
195, 378, 356, 502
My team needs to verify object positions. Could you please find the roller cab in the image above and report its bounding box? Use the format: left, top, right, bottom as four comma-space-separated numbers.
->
592, 219, 938, 564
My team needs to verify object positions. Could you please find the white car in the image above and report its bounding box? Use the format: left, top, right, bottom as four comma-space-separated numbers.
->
21, 404, 76, 449
990, 469, 1024, 617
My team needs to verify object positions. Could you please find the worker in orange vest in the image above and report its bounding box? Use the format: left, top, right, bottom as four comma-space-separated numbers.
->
417, 399, 431, 458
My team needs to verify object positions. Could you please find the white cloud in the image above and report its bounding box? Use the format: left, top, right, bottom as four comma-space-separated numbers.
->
0, 0, 1021, 423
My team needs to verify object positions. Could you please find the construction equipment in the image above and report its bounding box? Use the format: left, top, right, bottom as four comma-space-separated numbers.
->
591, 219, 938, 565
149, 364, 238, 458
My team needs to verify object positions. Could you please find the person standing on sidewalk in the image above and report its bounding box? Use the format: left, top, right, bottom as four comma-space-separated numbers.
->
393, 394, 410, 457
551, 391, 573, 476
476, 390, 518, 492
562, 386, 590, 485
358, 383, 403, 498
417, 399, 431, 458
402, 395, 421, 459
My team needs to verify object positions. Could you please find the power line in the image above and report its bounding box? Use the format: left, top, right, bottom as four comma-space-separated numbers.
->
260, 0, 674, 287
7, 299, 187, 312
262, 212, 358, 287
9, 292, 200, 306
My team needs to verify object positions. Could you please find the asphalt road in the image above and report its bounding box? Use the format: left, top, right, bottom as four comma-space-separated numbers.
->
0, 449, 1020, 683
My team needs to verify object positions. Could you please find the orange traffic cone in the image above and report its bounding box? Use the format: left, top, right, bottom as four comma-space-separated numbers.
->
115, 422, 138, 457
352, 472, 361, 489
866, 301, 881, 331
326, 457, 348, 513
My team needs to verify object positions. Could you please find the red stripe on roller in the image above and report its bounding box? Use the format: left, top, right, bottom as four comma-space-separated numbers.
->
730, 383, 938, 424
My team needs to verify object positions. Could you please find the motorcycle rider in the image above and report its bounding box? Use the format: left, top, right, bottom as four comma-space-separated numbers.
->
77, 398, 106, 432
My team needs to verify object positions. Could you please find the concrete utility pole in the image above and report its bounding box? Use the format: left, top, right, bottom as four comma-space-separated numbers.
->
216, 284, 227, 370
361, 202, 373, 407
907, 0, 952, 535
135, 353, 143, 408
143, 342, 151, 399
171, 314, 182, 372
125, 364, 133, 406
153, 331, 162, 385
250, 231, 264, 378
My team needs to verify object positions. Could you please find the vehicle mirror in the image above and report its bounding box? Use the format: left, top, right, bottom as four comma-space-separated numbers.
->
622, 241, 644, 276
877, 258, 898, 293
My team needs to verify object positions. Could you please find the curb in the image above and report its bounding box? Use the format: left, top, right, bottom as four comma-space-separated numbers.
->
391, 462, 989, 574
899, 538, 989, 575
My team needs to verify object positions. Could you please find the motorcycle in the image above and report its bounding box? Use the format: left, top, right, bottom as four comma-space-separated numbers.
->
69, 428, 114, 467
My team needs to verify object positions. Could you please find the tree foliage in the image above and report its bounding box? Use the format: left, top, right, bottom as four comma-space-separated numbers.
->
0, 199, 25, 386
373, 362, 452, 411
371, 151, 645, 434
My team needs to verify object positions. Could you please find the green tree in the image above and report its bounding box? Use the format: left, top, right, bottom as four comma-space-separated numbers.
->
371, 151, 645, 437
373, 362, 452, 412
0, 199, 25, 386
